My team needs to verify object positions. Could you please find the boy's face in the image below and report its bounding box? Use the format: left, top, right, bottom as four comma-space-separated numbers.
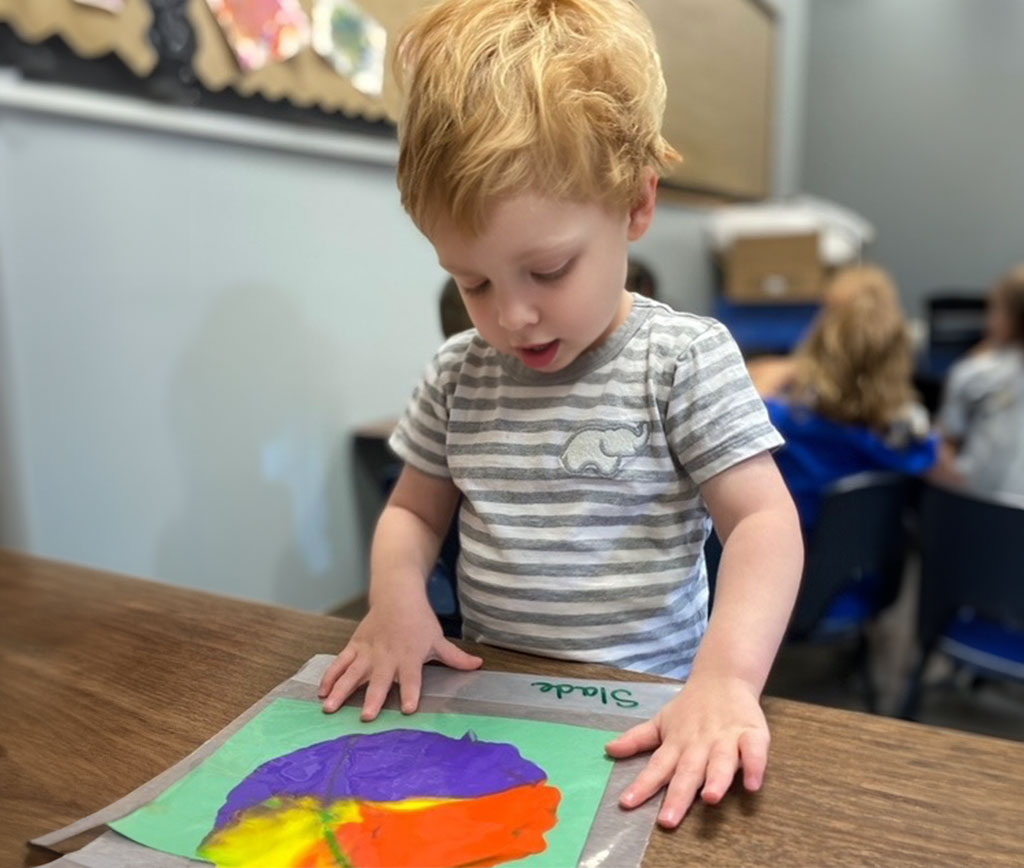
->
429, 185, 656, 373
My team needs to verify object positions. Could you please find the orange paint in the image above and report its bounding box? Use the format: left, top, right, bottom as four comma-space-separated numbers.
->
295, 782, 561, 868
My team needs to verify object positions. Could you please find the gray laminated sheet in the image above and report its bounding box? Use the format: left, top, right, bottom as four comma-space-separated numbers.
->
34, 655, 681, 868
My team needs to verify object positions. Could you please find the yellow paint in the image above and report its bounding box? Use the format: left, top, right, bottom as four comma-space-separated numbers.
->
361, 796, 459, 813
199, 797, 363, 868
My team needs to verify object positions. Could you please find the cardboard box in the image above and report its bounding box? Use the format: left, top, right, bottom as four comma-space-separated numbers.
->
720, 233, 824, 303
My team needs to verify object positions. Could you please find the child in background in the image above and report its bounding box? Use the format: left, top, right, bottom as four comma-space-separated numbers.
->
935, 266, 1024, 498
321, 0, 802, 828
755, 265, 938, 531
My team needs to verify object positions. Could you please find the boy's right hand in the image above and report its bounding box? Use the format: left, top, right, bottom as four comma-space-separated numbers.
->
317, 598, 483, 720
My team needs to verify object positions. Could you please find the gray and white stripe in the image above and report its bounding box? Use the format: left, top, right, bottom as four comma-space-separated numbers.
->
390, 295, 783, 678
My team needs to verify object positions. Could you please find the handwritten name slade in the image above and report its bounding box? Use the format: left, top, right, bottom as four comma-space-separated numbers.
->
531, 681, 640, 709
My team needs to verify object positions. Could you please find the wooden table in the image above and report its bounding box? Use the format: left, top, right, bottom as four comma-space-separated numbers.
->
2, 549, 1022, 867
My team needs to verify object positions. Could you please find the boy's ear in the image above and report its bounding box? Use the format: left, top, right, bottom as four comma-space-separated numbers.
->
627, 168, 659, 241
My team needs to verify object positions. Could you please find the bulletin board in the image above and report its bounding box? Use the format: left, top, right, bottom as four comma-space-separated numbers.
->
188, 0, 778, 189
187, 0, 421, 122
0, 0, 157, 76
0, 0, 776, 198
644, 0, 776, 201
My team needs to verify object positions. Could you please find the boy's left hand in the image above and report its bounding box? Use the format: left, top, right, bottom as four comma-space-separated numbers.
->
604, 675, 769, 829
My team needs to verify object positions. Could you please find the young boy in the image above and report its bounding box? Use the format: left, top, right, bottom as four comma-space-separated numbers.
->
320, 0, 803, 829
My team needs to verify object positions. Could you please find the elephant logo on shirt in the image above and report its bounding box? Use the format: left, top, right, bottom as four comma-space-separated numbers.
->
560, 423, 650, 477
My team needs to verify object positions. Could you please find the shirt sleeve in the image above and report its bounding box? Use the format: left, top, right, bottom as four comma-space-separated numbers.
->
665, 321, 785, 486
388, 344, 458, 479
937, 356, 974, 439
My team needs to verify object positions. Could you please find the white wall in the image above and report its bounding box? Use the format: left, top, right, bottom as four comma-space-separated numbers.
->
768, 0, 809, 199
801, 0, 1024, 311
0, 107, 705, 610
0, 1, 808, 609
0, 105, 719, 610
0, 106, 447, 609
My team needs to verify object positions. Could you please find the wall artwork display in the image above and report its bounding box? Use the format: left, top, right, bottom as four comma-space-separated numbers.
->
205, 0, 311, 71
312, 0, 386, 96
72, 0, 127, 11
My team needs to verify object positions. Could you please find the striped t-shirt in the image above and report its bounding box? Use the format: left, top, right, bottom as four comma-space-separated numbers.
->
390, 294, 782, 677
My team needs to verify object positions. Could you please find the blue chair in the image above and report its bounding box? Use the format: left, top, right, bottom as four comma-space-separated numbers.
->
901, 483, 1024, 719
713, 297, 819, 356
793, 472, 914, 711
789, 473, 911, 639
914, 293, 987, 412
708, 471, 913, 711
922, 293, 987, 378
429, 515, 462, 638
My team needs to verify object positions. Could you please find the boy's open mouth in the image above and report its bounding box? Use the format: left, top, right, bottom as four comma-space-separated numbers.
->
517, 340, 560, 369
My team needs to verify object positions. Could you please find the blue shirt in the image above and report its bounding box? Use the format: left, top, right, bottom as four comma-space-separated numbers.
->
766, 398, 939, 530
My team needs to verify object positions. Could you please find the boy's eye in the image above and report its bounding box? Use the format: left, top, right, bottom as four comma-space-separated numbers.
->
460, 279, 490, 295
532, 259, 574, 283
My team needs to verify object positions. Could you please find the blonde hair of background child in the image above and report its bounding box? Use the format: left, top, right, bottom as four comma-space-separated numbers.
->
788, 264, 917, 431
992, 265, 1024, 349
394, 0, 681, 234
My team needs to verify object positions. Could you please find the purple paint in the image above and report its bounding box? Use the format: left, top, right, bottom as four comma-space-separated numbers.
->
215, 729, 546, 829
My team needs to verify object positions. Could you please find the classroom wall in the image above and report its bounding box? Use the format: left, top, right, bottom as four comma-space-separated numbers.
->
0, 109, 451, 609
0, 109, 718, 611
801, 0, 1024, 311
629, 0, 809, 316
0, 150, 26, 549
768, 0, 808, 200
0, 0, 808, 610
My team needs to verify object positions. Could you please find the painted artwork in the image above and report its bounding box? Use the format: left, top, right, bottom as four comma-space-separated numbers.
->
205, 0, 311, 72
110, 699, 617, 868
311, 0, 387, 96
72, 0, 126, 10
199, 730, 560, 866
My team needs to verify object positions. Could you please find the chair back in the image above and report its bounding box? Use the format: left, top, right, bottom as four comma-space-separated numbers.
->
925, 294, 987, 375
788, 471, 912, 638
916, 484, 1024, 652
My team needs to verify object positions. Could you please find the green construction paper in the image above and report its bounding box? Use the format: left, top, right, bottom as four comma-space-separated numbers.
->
111, 698, 619, 868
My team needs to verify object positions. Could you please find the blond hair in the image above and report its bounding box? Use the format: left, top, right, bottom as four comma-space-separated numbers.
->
787, 265, 918, 431
395, 0, 680, 234
994, 264, 1024, 349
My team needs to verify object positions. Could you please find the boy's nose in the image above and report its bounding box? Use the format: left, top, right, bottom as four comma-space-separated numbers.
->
495, 291, 540, 332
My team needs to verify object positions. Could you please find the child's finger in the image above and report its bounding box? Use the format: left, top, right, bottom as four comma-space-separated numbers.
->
605, 720, 660, 758
738, 728, 770, 790
433, 639, 484, 671
361, 668, 397, 721
322, 657, 369, 713
397, 663, 422, 714
700, 740, 740, 804
318, 645, 357, 698
658, 755, 707, 828
618, 742, 680, 809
